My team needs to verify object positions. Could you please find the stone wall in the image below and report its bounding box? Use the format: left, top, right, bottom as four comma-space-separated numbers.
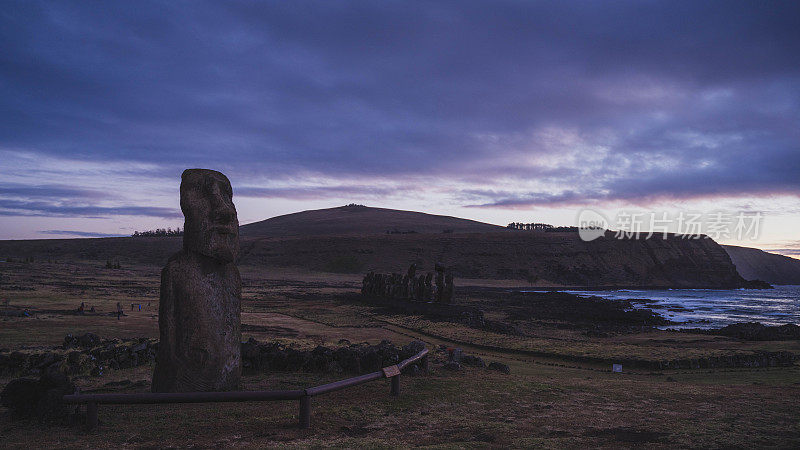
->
0, 334, 157, 378
0, 334, 427, 378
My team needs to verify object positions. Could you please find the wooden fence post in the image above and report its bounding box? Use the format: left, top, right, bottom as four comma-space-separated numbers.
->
86, 402, 98, 431
390, 375, 400, 396
299, 395, 311, 429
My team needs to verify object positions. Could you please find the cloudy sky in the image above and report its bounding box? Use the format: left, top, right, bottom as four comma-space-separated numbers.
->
1, 1, 798, 255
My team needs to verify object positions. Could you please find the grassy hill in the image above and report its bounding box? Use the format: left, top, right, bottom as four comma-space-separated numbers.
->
239, 204, 504, 237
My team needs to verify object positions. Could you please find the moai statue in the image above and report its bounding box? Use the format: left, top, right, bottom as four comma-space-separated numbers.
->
406, 264, 416, 300
377, 274, 386, 297
361, 274, 367, 295
424, 272, 434, 302
361, 272, 371, 295
396, 273, 403, 298
367, 272, 376, 296
434, 262, 445, 303
407, 263, 417, 280
397, 273, 404, 297
152, 169, 242, 393
393, 273, 402, 298
368, 272, 376, 296
388, 274, 396, 299
443, 271, 455, 304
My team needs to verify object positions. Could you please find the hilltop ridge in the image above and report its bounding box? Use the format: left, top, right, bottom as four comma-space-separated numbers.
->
239, 205, 504, 237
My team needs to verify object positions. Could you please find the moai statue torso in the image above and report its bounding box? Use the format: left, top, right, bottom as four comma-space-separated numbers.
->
406, 264, 417, 300
407, 264, 417, 280
424, 272, 434, 302
152, 169, 242, 393
361, 272, 372, 296
443, 272, 454, 303
434, 262, 445, 303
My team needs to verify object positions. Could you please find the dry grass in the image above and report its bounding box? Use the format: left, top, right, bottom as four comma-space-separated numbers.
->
3, 361, 799, 448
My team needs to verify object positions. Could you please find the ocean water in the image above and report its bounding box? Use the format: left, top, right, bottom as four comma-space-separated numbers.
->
528, 285, 800, 329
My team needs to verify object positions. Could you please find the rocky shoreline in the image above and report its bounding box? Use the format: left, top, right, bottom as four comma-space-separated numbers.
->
682, 322, 800, 341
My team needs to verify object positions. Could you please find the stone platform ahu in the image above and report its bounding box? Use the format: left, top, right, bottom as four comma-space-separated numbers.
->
152, 169, 242, 393
362, 263, 454, 303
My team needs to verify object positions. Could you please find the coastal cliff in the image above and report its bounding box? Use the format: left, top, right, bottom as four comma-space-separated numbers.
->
723, 245, 800, 285
239, 231, 748, 288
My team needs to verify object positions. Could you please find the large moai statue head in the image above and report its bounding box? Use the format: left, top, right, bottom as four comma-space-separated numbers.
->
180, 169, 239, 263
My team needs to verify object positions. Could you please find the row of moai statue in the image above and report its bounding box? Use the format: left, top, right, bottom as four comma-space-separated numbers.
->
361, 263, 454, 303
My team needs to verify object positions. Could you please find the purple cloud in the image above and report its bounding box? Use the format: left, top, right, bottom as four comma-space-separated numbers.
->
39, 230, 127, 238
0, 0, 798, 217
0, 199, 180, 219
235, 184, 415, 200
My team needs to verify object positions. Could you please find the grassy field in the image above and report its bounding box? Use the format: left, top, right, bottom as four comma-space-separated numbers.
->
1, 260, 799, 448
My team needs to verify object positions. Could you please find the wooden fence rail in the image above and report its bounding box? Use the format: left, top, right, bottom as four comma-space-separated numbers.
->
63, 347, 429, 431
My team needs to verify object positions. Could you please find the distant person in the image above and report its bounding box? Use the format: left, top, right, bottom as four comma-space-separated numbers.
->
131, 303, 135, 311
138, 304, 142, 311
77, 302, 85, 314
117, 310, 121, 320
89, 305, 95, 313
